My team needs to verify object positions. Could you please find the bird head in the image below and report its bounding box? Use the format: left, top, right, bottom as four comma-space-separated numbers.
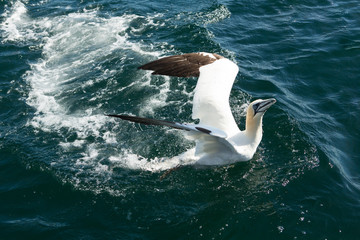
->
248, 98, 276, 118
246, 98, 276, 133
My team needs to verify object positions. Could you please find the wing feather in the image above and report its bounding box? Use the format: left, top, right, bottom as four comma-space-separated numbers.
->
138, 53, 223, 77
192, 58, 240, 136
106, 114, 227, 138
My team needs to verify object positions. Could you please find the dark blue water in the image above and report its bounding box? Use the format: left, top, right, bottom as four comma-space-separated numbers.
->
1, 0, 359, 239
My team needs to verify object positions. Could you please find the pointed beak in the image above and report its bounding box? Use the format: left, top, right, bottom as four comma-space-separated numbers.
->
255, 98, 276, 114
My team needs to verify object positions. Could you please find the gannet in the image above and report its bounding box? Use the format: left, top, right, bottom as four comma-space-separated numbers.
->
107, 52, 276, 165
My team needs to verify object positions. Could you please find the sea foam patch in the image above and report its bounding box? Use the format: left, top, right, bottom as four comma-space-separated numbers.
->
1, 3, 163, 136
1, 1, 32, 42
0, 1, 188, 194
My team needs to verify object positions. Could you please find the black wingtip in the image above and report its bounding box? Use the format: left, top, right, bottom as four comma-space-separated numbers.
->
106, 114, 122, 118
106, 114, 134, 121
106, 114, 133, 122
195, 127, 212, 134
106, 114, 160, 126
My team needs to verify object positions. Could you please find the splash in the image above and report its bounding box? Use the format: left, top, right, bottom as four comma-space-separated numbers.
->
0, 1, 194, 194
1, 1, 31, 42
109, 148, 198, 172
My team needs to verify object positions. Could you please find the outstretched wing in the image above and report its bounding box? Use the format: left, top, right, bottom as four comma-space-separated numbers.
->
138, 52, 240, 136
106, 114, 227, 138
193, 57, 240, 136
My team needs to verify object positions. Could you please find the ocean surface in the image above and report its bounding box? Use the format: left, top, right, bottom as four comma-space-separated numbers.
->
1, 0, 359, 239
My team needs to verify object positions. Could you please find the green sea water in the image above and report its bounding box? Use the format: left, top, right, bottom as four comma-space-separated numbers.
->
1, 0, 359, 239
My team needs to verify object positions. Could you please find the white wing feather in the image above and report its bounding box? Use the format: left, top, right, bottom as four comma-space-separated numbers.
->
192, 58, 240, 137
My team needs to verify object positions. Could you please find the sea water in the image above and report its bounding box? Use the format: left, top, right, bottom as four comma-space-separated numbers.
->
0, 0, 359, 239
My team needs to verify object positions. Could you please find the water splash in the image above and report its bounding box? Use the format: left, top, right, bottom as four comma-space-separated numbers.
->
1, 1, 189, 193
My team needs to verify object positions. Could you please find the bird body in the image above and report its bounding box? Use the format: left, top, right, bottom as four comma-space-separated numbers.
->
108, 52, 276, 165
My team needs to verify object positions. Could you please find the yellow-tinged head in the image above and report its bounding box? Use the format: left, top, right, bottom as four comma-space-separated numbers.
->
246, 98, 276, 136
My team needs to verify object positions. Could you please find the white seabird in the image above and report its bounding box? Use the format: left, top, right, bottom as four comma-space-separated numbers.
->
107, 52, 276, 165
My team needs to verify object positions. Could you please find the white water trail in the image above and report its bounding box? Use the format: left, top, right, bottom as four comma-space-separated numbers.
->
1, 1, 191, 181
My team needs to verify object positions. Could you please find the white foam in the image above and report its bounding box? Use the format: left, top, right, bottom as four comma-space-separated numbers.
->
13, 9, 166, 135
109, 148, 198, 172
0, 1, 190, 182
139, 72, 171, 116
1, 1, 29, 42
201, 4, 231, 25
1, 2, 240, 195
1, 1, 51, 44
